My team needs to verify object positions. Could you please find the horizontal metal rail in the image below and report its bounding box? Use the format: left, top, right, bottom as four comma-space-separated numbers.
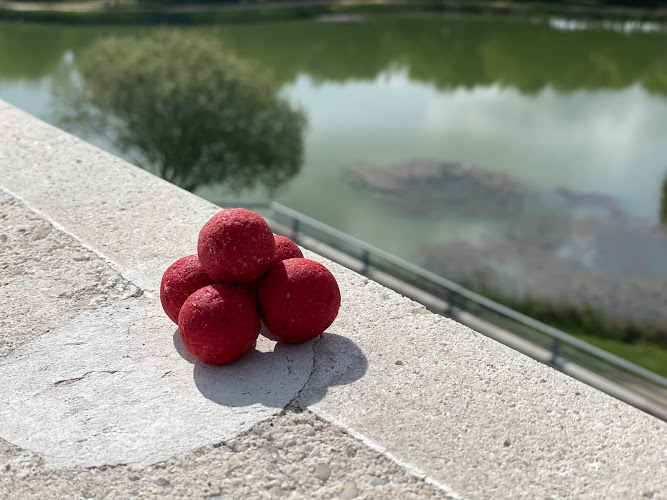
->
214, 200, 667, 418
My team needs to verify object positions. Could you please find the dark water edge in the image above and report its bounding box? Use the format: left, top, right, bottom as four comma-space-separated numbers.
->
2, 0, 667, 26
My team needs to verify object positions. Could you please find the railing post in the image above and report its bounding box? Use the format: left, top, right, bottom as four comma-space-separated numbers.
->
361, 249, 370, 274
291, 218, 300, 243
550, 338, 562, 367
445, 291, 458, 317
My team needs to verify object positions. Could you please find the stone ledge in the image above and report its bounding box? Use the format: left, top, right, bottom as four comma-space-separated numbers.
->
1, 100, 665, 499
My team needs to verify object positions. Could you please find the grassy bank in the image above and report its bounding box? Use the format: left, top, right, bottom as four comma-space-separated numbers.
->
1, 3, 424, 26
579, 334, 667, 378
480, 292, 667, 378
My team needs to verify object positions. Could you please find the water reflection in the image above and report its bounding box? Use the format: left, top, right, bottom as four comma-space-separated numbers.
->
422, 210, 667, 347
399, 163, 667, 347
350, 155, 667, 346
53, 29, 306, 194
219, 16, 667, 95
3, 16, 667, 96
0, 24, 82, 79
2, 18, 667, 353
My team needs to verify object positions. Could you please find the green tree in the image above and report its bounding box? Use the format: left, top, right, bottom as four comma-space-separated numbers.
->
56, 29, 306, 193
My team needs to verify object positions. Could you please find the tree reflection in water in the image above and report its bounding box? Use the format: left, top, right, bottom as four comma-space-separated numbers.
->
54, 29, 306, 194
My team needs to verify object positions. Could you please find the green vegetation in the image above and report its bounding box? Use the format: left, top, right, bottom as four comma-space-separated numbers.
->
475, 291, 667, 376
4, 0, 665, 7
0, 3, 407, 25
0, 6, 316, 24
576, 333, 667, 378
55, 29, 306, 193
482, 289, 667, 347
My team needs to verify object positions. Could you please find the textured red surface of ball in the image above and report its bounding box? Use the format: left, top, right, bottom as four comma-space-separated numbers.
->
197, 208, 275, 284
258, 258, 341, 343
240, 279, 261, 311
160, 254, 216, 324
178, 284, 261, 365
273, 235, 304, 263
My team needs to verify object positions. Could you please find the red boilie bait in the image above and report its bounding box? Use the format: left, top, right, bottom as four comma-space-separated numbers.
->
160, 254, 216, 324
178, 284, 260, 365
273, 234, 304, 263
160, 209, 341, 365
197, 208, 275, 284
259, 258, 341, 343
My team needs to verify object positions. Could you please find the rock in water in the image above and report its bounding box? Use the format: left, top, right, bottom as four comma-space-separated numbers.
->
349, 158, 535, 218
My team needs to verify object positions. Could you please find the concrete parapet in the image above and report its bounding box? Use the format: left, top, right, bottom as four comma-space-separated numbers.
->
0, 100, 665, 499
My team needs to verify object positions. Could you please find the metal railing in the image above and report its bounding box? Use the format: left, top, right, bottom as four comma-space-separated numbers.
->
215, 200, 667, 420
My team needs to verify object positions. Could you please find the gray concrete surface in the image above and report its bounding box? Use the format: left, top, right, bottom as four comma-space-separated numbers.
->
0, 189, 140, 359
0, 190, 317, 470
0, 410, 454, 500
267, 220, 667, 418
1, 100, 666, 499
301, 285, 667, 498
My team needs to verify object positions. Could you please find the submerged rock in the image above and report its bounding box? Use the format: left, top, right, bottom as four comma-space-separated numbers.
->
350, 159, 536, 218
555, 187, 624, 218
422, 214, 667, 345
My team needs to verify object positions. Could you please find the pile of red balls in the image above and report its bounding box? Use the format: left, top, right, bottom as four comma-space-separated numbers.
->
160, 208, 341, 365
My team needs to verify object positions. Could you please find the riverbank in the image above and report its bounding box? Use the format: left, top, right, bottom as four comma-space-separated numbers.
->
1, 0, 666, 25
486, 292, 667, 378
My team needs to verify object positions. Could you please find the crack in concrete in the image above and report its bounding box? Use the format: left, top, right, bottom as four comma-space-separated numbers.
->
53, 370, 120, 387
285, 336, 321, 411
120, 353, 173, 366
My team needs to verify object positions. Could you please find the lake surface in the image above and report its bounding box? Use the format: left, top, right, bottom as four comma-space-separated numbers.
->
3, 14, 667, 329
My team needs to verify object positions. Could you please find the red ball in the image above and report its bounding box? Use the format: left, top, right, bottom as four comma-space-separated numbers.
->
178, 284, 260, 365
273, 235, 303, 263
197, 208, 275, 284
160, 255, 216, 324
259, 258, 341, 343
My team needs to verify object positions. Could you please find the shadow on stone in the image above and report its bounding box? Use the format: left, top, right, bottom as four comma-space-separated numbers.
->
172, 329, 367, 409
172, 328, 197, 364
292, 330, 368, 409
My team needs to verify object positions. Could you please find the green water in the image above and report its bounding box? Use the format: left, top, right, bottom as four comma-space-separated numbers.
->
2, 15, 667, 262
